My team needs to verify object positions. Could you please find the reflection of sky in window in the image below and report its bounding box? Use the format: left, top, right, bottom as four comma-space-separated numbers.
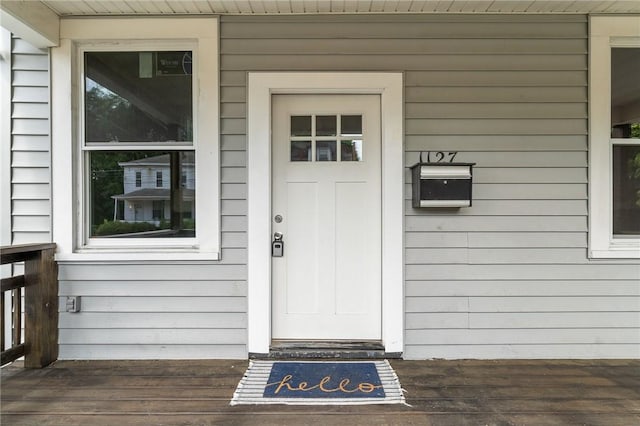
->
353, 139, 363, 160
342, 133, 363, 161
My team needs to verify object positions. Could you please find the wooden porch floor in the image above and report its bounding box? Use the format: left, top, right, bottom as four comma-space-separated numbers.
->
2, 359, 639, 425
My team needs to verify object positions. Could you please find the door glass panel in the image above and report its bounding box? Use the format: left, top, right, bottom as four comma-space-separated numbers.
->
291, 116, 312, 137
316, 115, 337, 136
316, 141, 337, 161
341, 140, 363, 162
291, 141, 312, 161
341, 115, 362, 136
341, 115, 363, 161
290, 114, 365, 162
612, 145, 640, 235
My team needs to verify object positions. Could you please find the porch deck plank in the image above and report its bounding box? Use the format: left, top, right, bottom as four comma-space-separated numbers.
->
2, 360, 639, 425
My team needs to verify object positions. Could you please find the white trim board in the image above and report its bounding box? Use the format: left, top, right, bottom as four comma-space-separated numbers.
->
588, 16, 640, 259
1, 28, 12, 247
246, 72, 404, 354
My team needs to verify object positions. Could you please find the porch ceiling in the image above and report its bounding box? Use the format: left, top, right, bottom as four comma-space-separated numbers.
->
2, 1, 639, 48
35, 1, 640, 16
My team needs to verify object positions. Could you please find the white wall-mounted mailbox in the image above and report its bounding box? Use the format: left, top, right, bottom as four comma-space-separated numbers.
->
411, 162, 475, 208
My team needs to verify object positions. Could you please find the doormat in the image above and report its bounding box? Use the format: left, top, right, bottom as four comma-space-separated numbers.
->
230, 360, 406, 405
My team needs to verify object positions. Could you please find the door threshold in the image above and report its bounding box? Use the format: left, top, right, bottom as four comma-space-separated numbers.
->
251, 340, 401, 360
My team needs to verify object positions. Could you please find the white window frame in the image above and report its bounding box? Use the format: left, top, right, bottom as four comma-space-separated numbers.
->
52, 18, 219, 262
589, 16, 640, 259
246, 72, 404, 354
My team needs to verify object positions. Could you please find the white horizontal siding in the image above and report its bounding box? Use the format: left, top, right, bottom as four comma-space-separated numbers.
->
406, 265, 640, 280
405, 311, 640, 334
58, 344, 246, 360
405, 296, 640, 312
59, 312, 246, 329
58, 262, 248, 359
405, 200, 587, 215
405, 135, 586, 151
10, 36, 51, 245
405, 329, 640, 345
59, 280, 245, 296
58, 296, 246, 312
404, 345, 639, 359
58, 329, 246, 345
405, 281, 640, 296
220, 14, 639, 360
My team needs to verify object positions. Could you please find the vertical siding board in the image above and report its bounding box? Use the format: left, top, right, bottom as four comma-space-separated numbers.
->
219, 14, 638, 360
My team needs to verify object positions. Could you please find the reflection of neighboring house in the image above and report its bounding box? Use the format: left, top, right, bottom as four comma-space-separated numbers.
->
112, 154, 195, 224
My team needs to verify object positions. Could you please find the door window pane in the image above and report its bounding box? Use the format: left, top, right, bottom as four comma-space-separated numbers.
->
316, 115, 337, 136
611, 48, 640, 139
341, 116, 363, 161
341, 115, 362, 136
291, 141, 312, 161
341, 140, 363, 162
290, 114, 364, 163
90, 151, 195, 237
84, 51, 193, 143
291, 116, 311, 137
316, 141, 337, 161
613, 145, 640, 235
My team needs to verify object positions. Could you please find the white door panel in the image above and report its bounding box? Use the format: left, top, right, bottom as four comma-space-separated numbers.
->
271, 94, 382, 341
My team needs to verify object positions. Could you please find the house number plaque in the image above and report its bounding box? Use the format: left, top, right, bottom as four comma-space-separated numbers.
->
422, 151, 458, 163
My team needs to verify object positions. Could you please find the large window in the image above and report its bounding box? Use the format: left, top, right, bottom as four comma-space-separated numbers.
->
85, 50, 195, 239
589, 17, 640, 258
52, 18, 219, 260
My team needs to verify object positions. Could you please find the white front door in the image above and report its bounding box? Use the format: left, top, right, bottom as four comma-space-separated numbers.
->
271, 94, 382, 341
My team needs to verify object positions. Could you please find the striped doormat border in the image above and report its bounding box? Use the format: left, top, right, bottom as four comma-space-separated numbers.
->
230, 360, 406, 405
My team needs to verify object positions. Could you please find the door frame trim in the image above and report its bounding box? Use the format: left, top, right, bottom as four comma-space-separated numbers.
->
247, 72, 404, 354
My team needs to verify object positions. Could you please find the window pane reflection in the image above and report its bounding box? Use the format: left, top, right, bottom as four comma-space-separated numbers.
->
291, 141, 312, 161
316, 116, 337, 136
611, 48, 640, 139
85, 51, 193, 143
341, 115, 362, 136
613, 145, 640, 235
291, 116, 311, 137
90, 151, 195, 237
341, 140, 363, 161
316, 141, 337, 161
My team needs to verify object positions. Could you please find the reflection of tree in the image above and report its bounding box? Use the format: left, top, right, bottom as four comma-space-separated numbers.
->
85, 86, 169, 142
341, 140, 361, 161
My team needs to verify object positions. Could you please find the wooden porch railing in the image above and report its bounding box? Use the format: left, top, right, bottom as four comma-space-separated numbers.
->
1, 243, 58, 368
